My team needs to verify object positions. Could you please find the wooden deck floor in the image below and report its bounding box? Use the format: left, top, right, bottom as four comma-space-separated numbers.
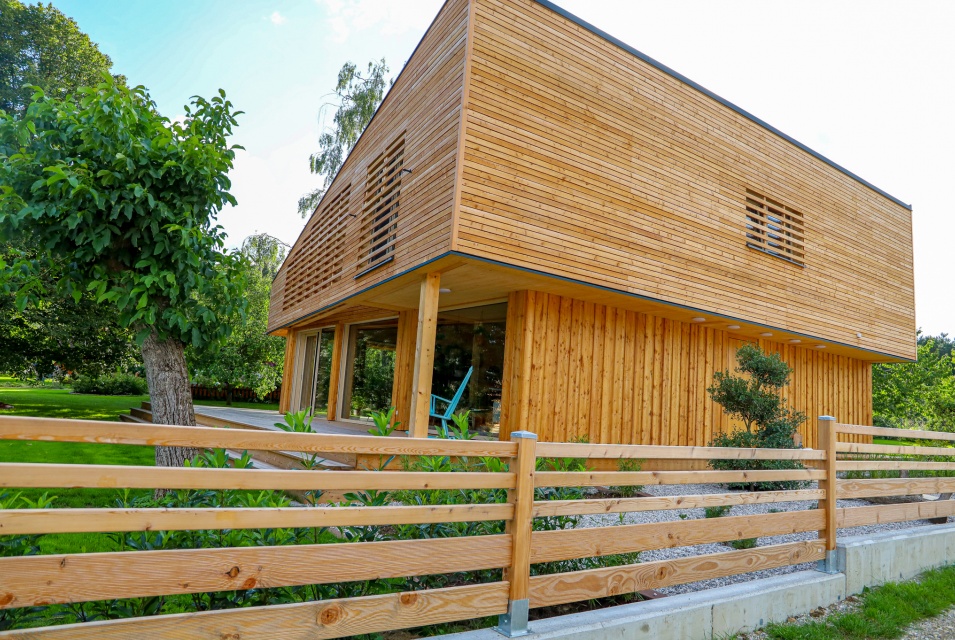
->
193, 405, 400, 437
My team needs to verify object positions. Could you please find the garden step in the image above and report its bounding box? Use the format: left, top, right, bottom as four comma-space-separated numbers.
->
118, 413, 148, 424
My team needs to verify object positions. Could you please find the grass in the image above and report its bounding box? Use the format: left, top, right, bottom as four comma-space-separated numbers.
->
760, 565, 955, 639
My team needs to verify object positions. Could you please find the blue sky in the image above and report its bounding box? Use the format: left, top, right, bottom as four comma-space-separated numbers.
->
47, 0, 955, 336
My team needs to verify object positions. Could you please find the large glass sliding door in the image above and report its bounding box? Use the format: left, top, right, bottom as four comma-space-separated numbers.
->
342, 321, 398, 421
297, 328, 335, 415
432, 302, 507, 431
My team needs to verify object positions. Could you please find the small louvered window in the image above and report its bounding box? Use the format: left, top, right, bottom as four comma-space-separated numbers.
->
358, 136, 404, 276
745, 189, 805, 267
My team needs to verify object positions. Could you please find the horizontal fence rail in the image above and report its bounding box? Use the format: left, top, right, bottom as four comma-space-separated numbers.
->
0, 414, 951, 638
833, 421, 955, 531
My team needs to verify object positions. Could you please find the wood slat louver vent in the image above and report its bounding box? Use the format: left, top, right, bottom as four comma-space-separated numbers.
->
744, 189, 805, 266
358, 135, 405, 275
283, 186, 352, 310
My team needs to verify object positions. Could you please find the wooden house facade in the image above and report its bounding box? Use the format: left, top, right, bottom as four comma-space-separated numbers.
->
267, 0, 915, 449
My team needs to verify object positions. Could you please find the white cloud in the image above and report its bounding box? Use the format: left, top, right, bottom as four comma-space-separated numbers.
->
270, 11, 287, 26
317, 0, 443, 43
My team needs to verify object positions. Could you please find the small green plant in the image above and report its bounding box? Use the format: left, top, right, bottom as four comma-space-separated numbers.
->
704, 505, 732, 519
729, 537, 757, 550
274, 409, 314, 433
444, 410, 476, 440
608, 458, 643, 497
366, 407, 398, 437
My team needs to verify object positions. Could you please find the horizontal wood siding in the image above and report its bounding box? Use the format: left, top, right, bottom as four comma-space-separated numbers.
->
267, 0, 470, 332
501, 290, 871, 449
458, 0, 914, 360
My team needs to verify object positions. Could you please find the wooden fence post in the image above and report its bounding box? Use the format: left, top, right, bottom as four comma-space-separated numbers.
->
498, 430, 537, 637
817, 415, 839, 573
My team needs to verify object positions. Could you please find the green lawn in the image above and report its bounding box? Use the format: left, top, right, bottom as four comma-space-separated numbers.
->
761, 565, 955, 639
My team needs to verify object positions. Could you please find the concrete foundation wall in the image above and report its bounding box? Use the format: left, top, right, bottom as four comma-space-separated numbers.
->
439, 524, 955, 640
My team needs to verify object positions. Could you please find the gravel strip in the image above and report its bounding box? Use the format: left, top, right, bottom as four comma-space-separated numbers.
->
900, 607, 955, 639
571, 482, 945, 595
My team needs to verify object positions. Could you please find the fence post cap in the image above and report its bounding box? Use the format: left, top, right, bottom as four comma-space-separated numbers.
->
818, 416, 836, 421
510, 430, 538, 440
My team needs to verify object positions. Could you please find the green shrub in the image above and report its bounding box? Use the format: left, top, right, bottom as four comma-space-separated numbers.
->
704, 505, 732, 519
707, 344, 806, 491
729, 537, 757, 550
72, 372, 148, 396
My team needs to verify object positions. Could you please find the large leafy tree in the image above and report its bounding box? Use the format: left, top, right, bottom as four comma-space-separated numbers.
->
0, 77, 246, 467
187, 233, 287, 405
298, 59, 388, 216
0, 0, 137, 379
0, 0, 122, 115
873, 334, 955, 431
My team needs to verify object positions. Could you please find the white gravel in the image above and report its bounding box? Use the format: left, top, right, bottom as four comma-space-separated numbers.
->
570, 482, 943, 595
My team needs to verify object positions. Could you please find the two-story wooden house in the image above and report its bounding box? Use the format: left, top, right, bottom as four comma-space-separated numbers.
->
267, 0, 915, 448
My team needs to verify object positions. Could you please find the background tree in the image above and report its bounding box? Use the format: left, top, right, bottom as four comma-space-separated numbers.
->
708, 344, 805, 489
0, 77, 246, 467
298, 59, 388, 216
0, 0, 123, 115
187, 233, 287, 405
873, 333, 955, 431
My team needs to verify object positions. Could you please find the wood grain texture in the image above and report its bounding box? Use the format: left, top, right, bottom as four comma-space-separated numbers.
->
0, 463, 515, 492
838, 478, 955, 499
457, 0, 914, 360
532, 489, 824, 518
536, 441, 825, 461
503, 432, 537, 602
837, 501, 955, 528
0, 416, 517, 457
836, 424, 955, 442
535, 469, 824, 488
837, 442, 955, 457
268, 0, 469, 332
530, 510, 824, 563
0, 583, 508, 640
0, 535, 511, 609
837, 461, 955, 472
500, 290, 872, 448
0, 503, 514, 536
529, 540, 825, 608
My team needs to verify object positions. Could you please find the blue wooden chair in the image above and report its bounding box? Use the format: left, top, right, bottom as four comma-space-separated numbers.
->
430, 366, 474, 437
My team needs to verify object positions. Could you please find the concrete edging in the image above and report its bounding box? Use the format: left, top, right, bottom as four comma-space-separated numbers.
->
438, 523, 955, 640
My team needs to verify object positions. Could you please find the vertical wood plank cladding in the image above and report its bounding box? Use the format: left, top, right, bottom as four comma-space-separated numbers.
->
501, 291, 872, 447
268, 0, 469, 333
278, 333, 296, 415
458, 0, 914, 360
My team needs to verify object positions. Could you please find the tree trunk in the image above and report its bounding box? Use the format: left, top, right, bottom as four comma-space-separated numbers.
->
226, 386, 233, 407
141, 332, 199, 468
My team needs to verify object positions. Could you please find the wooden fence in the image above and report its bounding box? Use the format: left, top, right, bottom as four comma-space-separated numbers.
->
0, 415, 951, 638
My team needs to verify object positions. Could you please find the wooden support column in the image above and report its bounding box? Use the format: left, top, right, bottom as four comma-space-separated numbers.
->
278, 332, 296, 415
325, 323, 344, 421
817, 415, 838, 573
408, 273, 441, 438
391, 311, 418, 431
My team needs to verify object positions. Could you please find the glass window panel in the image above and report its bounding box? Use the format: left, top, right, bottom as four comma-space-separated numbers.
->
343, 322, 398, 421
432, 302, 507, 432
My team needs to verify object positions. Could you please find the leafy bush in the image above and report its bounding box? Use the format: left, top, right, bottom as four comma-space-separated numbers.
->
72, 372, 148, 396
704, 505, 732, 519
708, 344, 806, 490
729, 537, 757, 550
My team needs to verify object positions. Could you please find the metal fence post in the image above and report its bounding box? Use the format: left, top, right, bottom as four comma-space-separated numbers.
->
817, 415, 839, 573
497, 430, 537, 637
